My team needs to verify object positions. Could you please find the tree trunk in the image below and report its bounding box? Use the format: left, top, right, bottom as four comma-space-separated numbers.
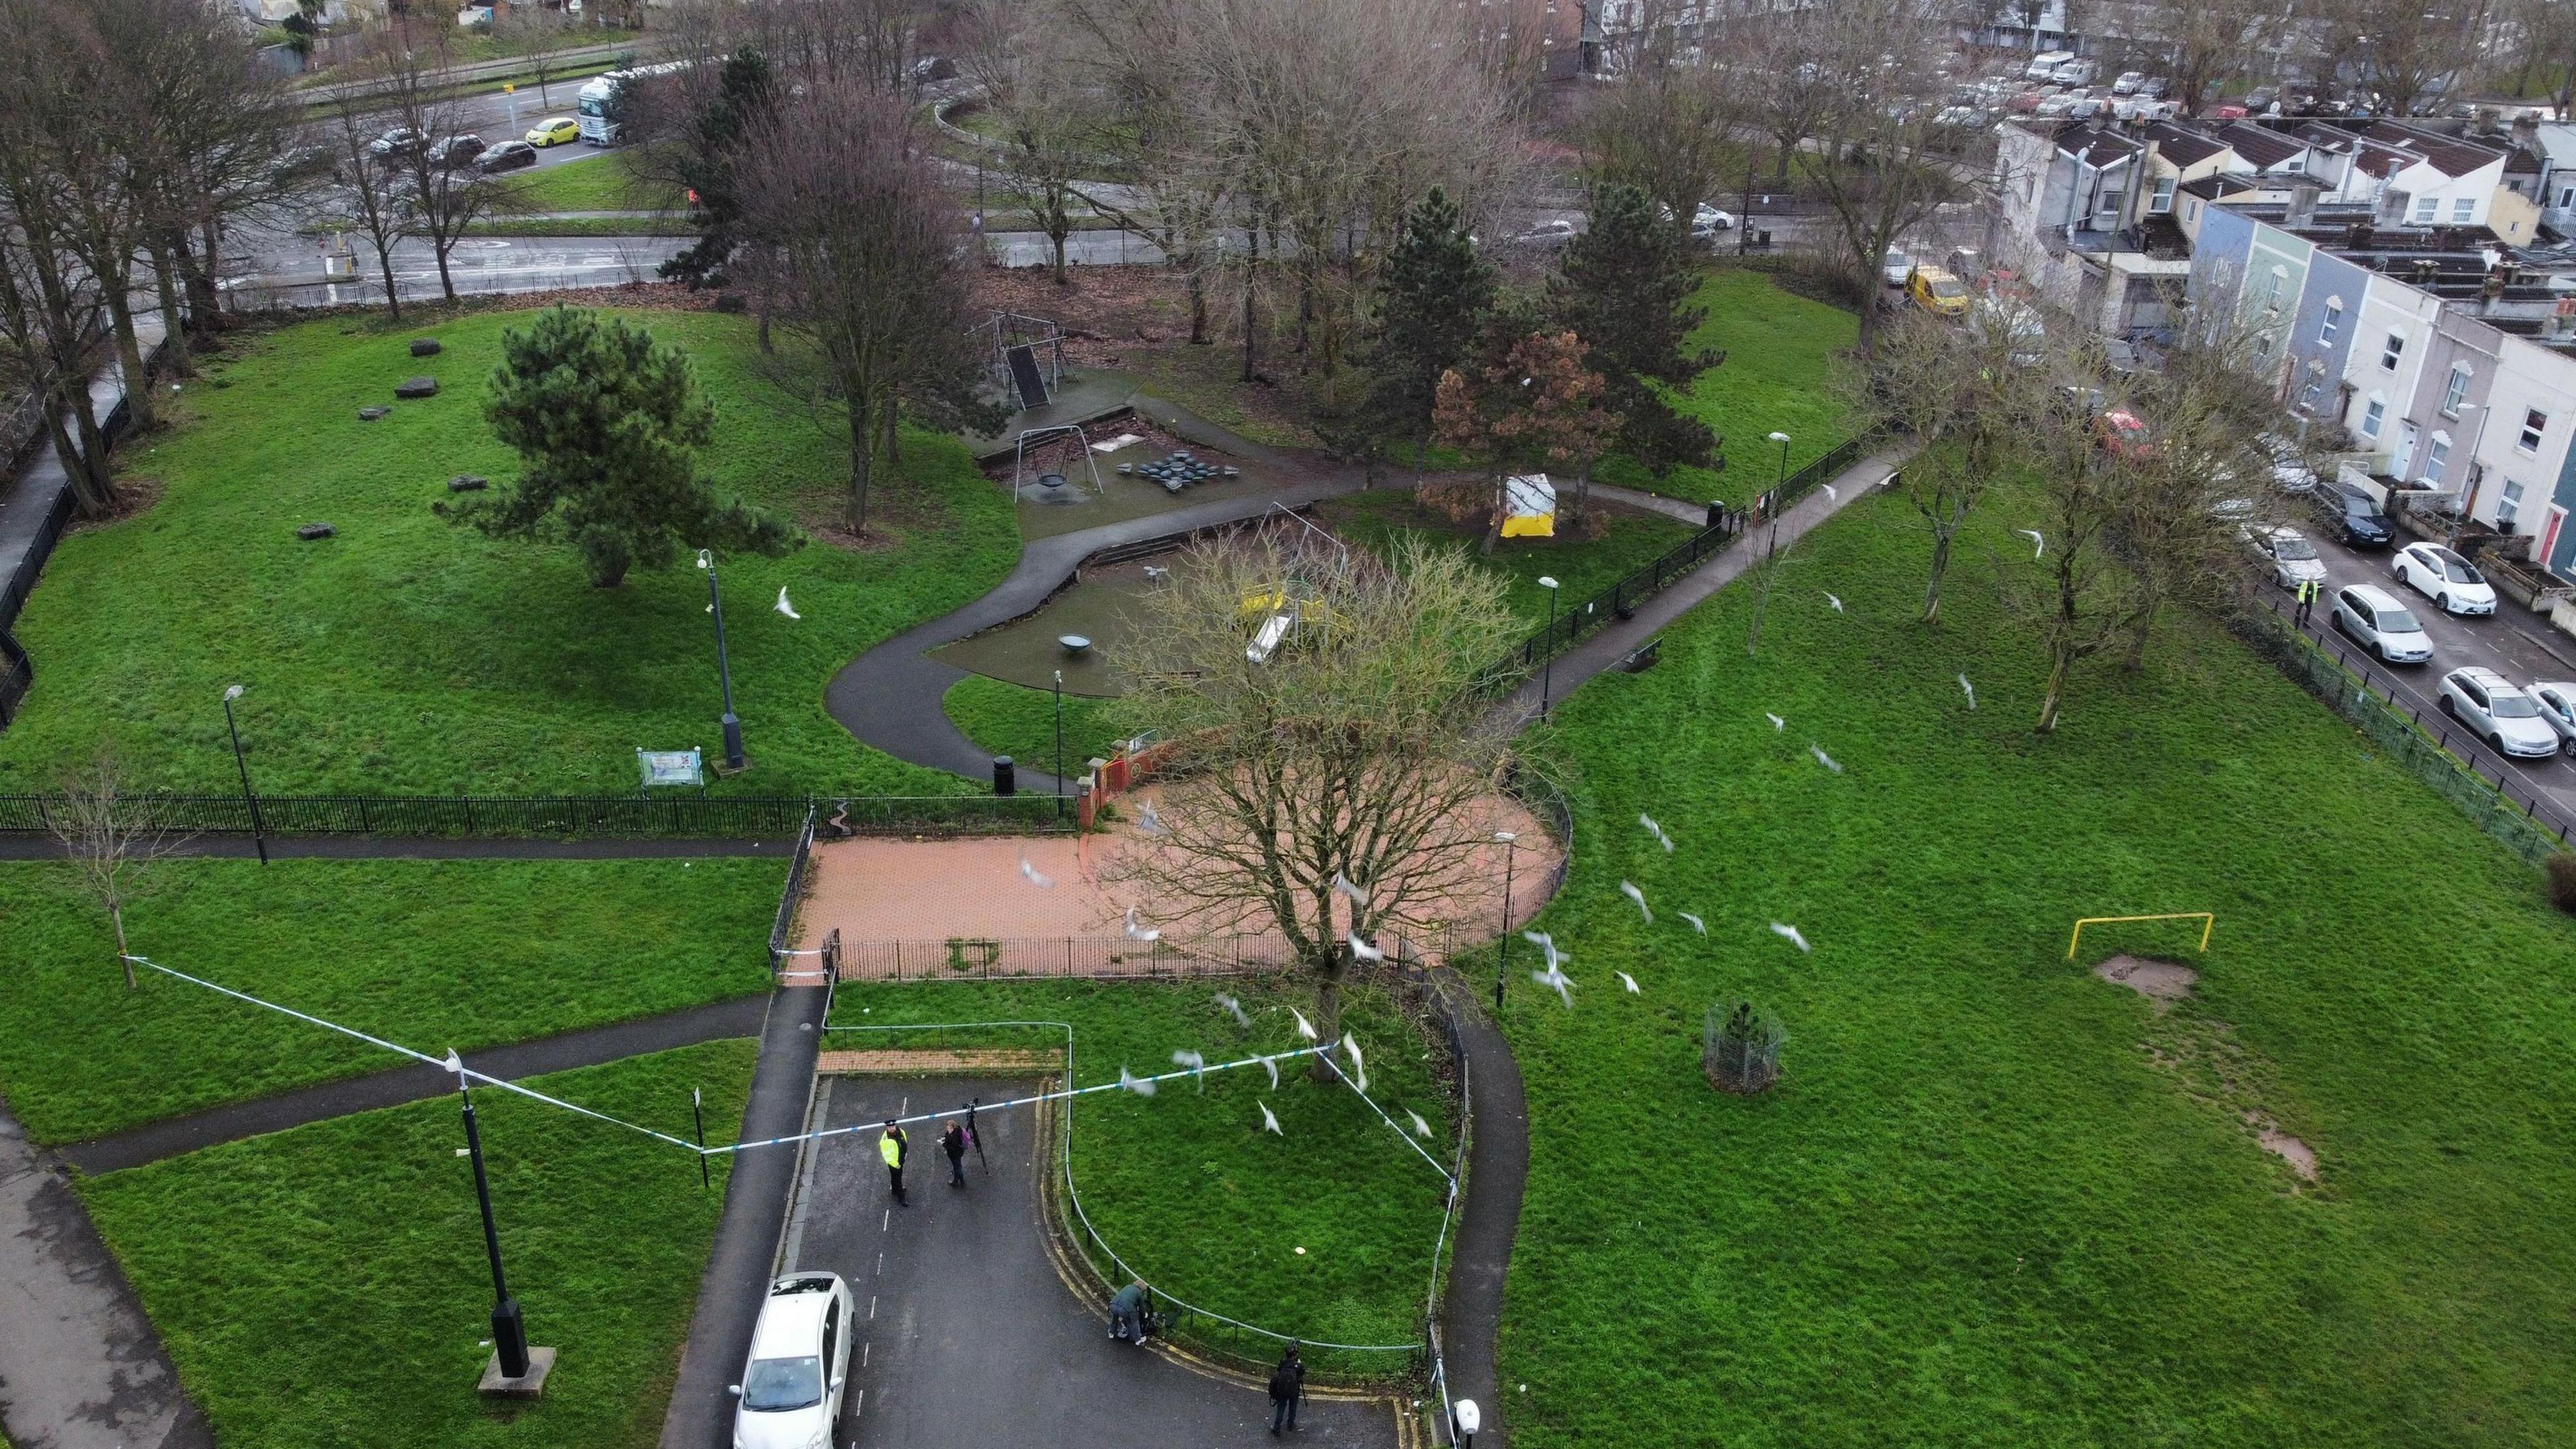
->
1575, 454, 1593, 525
1854, 283, 1884, 360
1186, 266, 1209, 344
176, 228, 220, 323
433, 239, 458, 303
1922, 529, 1952, 623
60, 380, 117, 518
1309, 959, 1347, 1080
1480, 472, 1504, 555
2036, 642, 2073, 733
847, 401, 875, 535
150, 244, 191, 378
883, 401, 900, 467
104, 290, 152, 434
111, 903, 134, 991
1050, 227, 1069, 286
2120, 598, 2156, 673
375, 244, 402, 321
1238, 250, 1258, 383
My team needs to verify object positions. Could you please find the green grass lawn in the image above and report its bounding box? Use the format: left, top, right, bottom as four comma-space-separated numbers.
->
1316, 489, 1699, 629
465, 215, 680, 237
0, 856, 774, 1144
1491, 485, 2576, 1446
1595, 266, 1859, 505
503, 150, 673, 215
80, 1039, 753, 1449
832, 979, 1454, 1371
941, 673, 1124, 779
0, 307, 1018, 796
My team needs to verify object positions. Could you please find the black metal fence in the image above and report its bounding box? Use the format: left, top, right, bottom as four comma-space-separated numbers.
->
0, 790, 1066, 839
767, 804, 818, 968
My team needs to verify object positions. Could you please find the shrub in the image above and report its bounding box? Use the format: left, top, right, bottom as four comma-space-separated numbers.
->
1702, 1000, 1784, 1095
2546, 853, 2576, 915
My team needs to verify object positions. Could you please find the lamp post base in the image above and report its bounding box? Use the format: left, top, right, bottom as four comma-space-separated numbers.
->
477, 1345, 557, 1398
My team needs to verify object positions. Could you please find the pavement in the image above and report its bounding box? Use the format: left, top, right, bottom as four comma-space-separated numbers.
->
2281, 517, 2576, 823
775, 1074, 1396, 1449
219, 231, 688, 311
0, 834, 790, 859
1430, 971, 1527, 1449
1, 317, 163, 630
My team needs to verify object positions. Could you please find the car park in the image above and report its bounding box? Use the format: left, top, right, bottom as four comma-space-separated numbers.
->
2392, 541, 2498, 616
731, 1273, 853, 1449
2245, 525, 2328, 589
425, 133, 486, 168
2526, 681, 2576, 753
1907, 265, 1971, 317
527, 117, 580, 147
2315, 480, 2395, 548
474, 140, 539, 174
2438, 667, 2567, 758
2330, 583, 2433, 663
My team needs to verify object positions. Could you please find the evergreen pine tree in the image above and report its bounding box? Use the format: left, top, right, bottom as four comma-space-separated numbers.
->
1368, 187, 1495, 474
661, 48, 776, 290
1550, 183, 1719, 489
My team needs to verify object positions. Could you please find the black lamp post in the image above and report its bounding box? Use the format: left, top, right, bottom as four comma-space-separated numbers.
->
221, 684, 267, 865
1053, 669, 1066, 821
1493, 829, 1517, 1011
1536, 576, 1560, 719
453, 1063, 532, 1379
697, 550, 745, 772
1768, 430, 1792, 506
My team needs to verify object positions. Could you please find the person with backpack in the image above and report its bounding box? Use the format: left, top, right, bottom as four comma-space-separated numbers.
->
941, 1120, 969, 1187
1268, 1342, 1305, 1435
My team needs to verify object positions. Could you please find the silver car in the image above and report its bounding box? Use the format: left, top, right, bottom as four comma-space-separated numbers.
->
2528, 681, 2576, 754
2438, 667, 2565, 759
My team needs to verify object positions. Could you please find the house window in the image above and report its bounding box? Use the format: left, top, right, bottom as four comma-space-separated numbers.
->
2184, 198, 2198, 223
2500, 478, 2526, 526
2424, 434, 2451, 484
2561, 184, 2576, 209
2149, 176, 2176, 213
2453, 197, 2476, 223
2094, 188, 2125, 229
2441, 363, 2470, 417
2381, 331, 2405, 370
2413, 195, 2438, 223
2521, 408, 2548, 451
2320, 301, 2343, 345
2262, 267, 2287, 312
2300, 381, 2324, 412
2363, 396, 2387, 438
2286, 157, 2304, 173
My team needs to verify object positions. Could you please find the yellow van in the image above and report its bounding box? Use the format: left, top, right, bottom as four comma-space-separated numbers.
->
1907, 265, 1971, 318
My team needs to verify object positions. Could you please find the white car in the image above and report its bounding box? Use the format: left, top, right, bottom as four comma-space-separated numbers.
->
2438, 667, 2567, 759
2112, 70, 2146, 95
1514, 218, 1577, 247
732, 1273, 854, 1449
2392, 541, 2497, 616
1880, 248, 1912, 286
2526, 680, 2576, 753
2330, 583, 2433, 663
2245, 525, 2327, 589
2052, 58, 2100, 85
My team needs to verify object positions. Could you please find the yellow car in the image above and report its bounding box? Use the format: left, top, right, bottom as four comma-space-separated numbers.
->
1907, 265, 1972, 318
526, 117, 580, 148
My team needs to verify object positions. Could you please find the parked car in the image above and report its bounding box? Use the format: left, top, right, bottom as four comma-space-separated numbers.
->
2392, 541, 2497, 615
366, 125, 425, 162
2111, 70, 2146, 95
2064, 97, 2106, 119
2006, 89, 2046, 113
2051, 58, 2100, 85
2438, 667, 2566, 758
1690, 202, 1735, 237
1907, 264, 1971, 317
474, 140, 539, 174
1881, 248, 1913, 287
2213, 103, 2250, 120
2091, 407, 2157, 458
2035, 94, 2076, 117
527, 116, 580, 147
2139, 76, 2170, 98
1514, 218, 1577, 247
2315, 480, 2394, 549
731, 1274, 853, 1449
425, 133, 486, 168
2245, 525, 2328, 589
2262, 435, 2320, 493
2330, 583, 2433, 663
2025, 49, 2075, 79
2526, 680, 2576, 753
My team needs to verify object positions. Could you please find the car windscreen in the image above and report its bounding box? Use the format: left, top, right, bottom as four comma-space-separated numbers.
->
2375, 608, 2422, 633
2440, 558, 2483, 583
2271, 536, 2318, 559
1931, 278, 1966, 299
2490, 694, 2540, 718
742, 1355, 823, 1412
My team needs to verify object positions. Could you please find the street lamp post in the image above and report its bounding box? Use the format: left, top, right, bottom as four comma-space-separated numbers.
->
1053, 669, 1066, 822
454, 1066, 533, 1381
1493, 830, 1517, 1011
1768, 430, 1792, 508
221, 685, 267, 865
1536, 576, 1560, 720
696, 550, 746, 773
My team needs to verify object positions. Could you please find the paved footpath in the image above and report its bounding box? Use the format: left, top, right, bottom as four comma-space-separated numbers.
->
782, 1075, 1395, 1448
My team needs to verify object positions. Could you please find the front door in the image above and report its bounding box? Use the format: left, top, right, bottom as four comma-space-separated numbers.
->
2392, 421, 2419, 480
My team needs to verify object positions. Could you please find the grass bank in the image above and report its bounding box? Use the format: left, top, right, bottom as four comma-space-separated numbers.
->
504, 150, 672, 214
0, 856, 774, 1144
0, 307, 1019, 796
941, 673, 1122, 780
1492, 483, 2576, 1446
1315, 489, 1699, 630
80, 1040, 753, 1449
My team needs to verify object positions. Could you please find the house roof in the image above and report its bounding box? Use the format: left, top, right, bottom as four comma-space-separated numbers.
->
2532, 121, 2576, 170
2507, 144, 2544, 175
2361, 120, 2506, 178
2053, 123, 2141, 166
2145, 122, 2229, 168
2350, 141, 2414, 179
2279, 121, 2357, 154
2216, 123, 2304, 170
2178, 172, 2254, 201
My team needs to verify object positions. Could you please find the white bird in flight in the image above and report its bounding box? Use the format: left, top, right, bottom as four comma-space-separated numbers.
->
1809, 744, 1842, 775
1260, 1100, 1283, 1134
1348, 932, 1385, 964
1958, 674, 1976, 710
1823, 591, 1843, 612
1124, 906, 1160, 943
1119, 1065, 1158, 1096
1342, 1035, 1369, 1092
1405, 1108, 1434, 1140
1019, 857, 1055, 889
1332, 871, 1370, 904
1620, 880, 1652, 923
1678, 910, 1706, 934
1821, 482, 1839, 502
1171, 1049, 1206, 1088
1638, 814, 1674, 853
1770, 922, 1812, 953
1291, 1008, 1318, 1042
1523, 930, 1561, 971
1260, 1054, 1279, 1090
775, 587, 800, 620
1615, 969, 1642, 994
1532, 963, 1575, 1008
2018, 529, 2046, 559
1766, 712, 1786, 731
1136, 800, 1169, 835
1215, 991, 1251, 1028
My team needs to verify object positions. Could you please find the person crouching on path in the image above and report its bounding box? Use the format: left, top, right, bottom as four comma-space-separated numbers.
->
879, 1120, 908, 1205
942, 1120, 969, 1187
1268, 1342, 1305, 1435
1110, 1281, 1150, 1344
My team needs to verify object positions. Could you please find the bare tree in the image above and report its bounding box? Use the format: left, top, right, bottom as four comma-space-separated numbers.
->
2135, 0, 2286, 114
957, 0, 1097, 286
517, 3, 580, 112
1580, 41, 1743, 243
48, 749, 178, 991
2341, 0, 2485, 114
370, 25, 504, 303
324, 89, 413, 319
1103, 528, 1526, 1052
2006, 388, 2143, 735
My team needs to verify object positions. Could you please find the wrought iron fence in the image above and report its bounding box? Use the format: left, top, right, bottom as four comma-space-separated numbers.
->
767, 804, 818, 969
833, 928, 1466, 982
0, 791, 1064, 839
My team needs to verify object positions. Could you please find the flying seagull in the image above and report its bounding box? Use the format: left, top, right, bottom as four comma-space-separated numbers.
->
1332, 871, 1370, 904
1620, 879, 1652, 924
1809, 744, 1842, 775
1119, 1065, 1158, 1096
1638, 814, 1674, 853
1523, 930, 1560, 971
1124, 906, 1161, 943
1821, 482, 1839, 502
1171, 1049, 1206, 1088
1342, 1035, 1368, 1092
2017, 529, 2045, 559
1260, 1101, 1283, 1135
1019, 857, 1055, 889
1532, 962, 1575, 1008
1136, 800, 1169, 835
1260, 1054, 1279, 1089
1824, 591, 1843, 613
1142, 564, 1171, 581
1405, 1108, 1435, 1140
1291, 1008, 1319, 1042
1348, 932, 1385, 964
1615, 969, 1642, 994
1678, 910, 1707, 935
1769, 921, 1813, 953
1958, 674, 1976, 710
1766, 712, 1786, 731
774, 587, 800, 620
1215, 991, 1251, 1028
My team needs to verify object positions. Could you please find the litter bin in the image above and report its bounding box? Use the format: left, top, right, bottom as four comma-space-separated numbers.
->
993, 756, 1016, 796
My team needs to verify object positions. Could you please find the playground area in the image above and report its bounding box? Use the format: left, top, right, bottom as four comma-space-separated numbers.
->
926, 559, 1156, 696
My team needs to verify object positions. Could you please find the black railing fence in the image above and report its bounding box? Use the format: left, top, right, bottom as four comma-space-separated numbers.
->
0, 791, 1065, 839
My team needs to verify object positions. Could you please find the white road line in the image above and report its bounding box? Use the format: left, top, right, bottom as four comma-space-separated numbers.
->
862, 1340, 869, 1367
855, 1389, 865, 1418
869, 1295, 878, 1320
882, 1208, 890, 1232
876, 1250, 883, 1276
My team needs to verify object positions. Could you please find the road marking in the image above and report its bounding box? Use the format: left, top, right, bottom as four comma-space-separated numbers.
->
876, 1250, 883, 1276
862, 1340, 869, 1367
869, 1295, 877, 1320
855, 1389, 865, 1419
881, 1208, 890, 1232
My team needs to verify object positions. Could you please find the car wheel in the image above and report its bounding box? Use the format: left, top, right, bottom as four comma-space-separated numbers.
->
2488, 733, 2506, 753
2440, 694, 2456, 716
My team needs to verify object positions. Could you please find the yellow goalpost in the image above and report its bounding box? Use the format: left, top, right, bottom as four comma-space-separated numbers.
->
2065, 912, 2214, 961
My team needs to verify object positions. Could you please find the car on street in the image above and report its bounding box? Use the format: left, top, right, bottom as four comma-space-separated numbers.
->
1907, 264, 1971, 317
2438, 667, 2567, 758
2112, 70, 2146, 95
2315, 480, 2395, 548
2261, 435, 2320, 493
731, 1273, 853, 1449
2025, 49, 2076, 78
366, 125, 426, 162
1968, 294, 2044, 365
2392, 541, 2498, 615
2526, 680, 2576, 753
2051, 58, 2100, 85
425, 133, 486, 168
1514, 218, 1577, 247
2330, 583, 2434, 663
474, 140, 539, 174
2245, 524, 2328, 589
527, 117, 581, 147
1881, 248, 1913, 286
2139, 76, 2170, 97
